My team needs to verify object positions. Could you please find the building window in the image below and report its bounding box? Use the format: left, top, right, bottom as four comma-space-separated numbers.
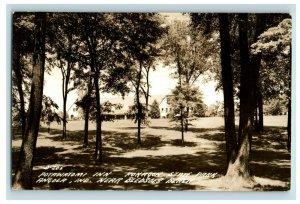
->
162, 108, 164, 111
166, 108, 168, 112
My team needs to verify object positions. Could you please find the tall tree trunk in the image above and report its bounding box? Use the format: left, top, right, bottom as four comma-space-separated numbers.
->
137, 103, 142, 145
136, 61, 143, 146
61, 34, 73, 140
226, 14, 252, 181
83, 104, 90, 148
13, 12, 46, 189
180, 106, 184, 145
13, 42, 26, 138
254, 105, 258, 130
218, 14, 238, 165
61, 70, 67, 141
61, 63, 71, 140
145, 66, 150, 121
62, 100, 67, 140
257, 89, 264, 132
83, 78, 92, 148
250, 14, 266, 134
287, 99, 291, 151
94, 66, 103, 163
287, 43, 291, 151
185, 107, 189, 132
176, 58, 184, 145
85, 33, 103, 162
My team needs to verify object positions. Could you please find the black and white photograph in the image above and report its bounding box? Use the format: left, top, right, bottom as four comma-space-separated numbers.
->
11, 12, 292, 191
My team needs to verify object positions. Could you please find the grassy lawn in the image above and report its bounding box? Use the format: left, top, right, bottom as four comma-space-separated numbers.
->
11, 116, 290, 191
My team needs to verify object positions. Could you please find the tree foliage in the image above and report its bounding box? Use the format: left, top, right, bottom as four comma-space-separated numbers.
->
251, 18, 291, 101
149, 99, 161, 119
40, 95, 61, 132
163, 18, 211, 142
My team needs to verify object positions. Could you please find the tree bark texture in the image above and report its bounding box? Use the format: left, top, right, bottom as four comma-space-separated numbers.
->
84, 31, 103, 162
13, 40, 26, 138
287, 43, 291, 151
136, 61, 142, 146
181, 107, 184, 144
61, 63, 71, 140
218, 14, 238, 165
13, 12, 46, 189
145, 66, 150, 120
61, 34, 74, 140
250, 14, 266, 133
227, 14, 253, 180
94, 67, 103, 163
257, 90, 264, 132
83, 77, 92, 148
185, 107, 189, 132
287, 99, 291, 151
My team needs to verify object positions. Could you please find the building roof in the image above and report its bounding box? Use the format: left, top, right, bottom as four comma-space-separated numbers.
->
159, 94, 174, 105
68, 94, 168, 115
100, 95, 166, 115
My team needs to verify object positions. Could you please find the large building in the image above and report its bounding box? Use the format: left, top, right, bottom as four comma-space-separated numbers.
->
67, 95, 166, 120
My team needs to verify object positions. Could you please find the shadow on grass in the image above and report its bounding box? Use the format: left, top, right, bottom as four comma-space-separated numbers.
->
30, 150, 225, 190
151, 126, 226, 134
250, 126, 290, 183
170, 139, 198, 147
11, 124, 290, 190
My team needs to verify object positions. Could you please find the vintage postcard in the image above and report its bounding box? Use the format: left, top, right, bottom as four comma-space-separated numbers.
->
11, 12, 291, 191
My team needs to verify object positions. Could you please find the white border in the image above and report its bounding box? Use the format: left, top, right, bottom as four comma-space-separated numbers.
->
1, 0, 298, 202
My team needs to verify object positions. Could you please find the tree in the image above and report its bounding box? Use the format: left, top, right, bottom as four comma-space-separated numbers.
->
192, 100, 206, 117
163, 20, 211, 133
50, 13, 79, 140
75, 88, 92, 147
79, 13, 112, 163
74, 13, 135, 161
218, 13, 238, 165
191, 13, 291, 186
77, 95, 122, 122
122, 13, 166, 146
248, 14, 267, 132
251, 18, 291, 150
225, 14, 253, 181
140, 62, 155, 121
13, 12, 47, 189
40, 95, 61, 133
149, 99, 160, 119
170, 84, 203, 144
225, 14, 266, 184
12, 13, 35, 137
264, 100, 284, 115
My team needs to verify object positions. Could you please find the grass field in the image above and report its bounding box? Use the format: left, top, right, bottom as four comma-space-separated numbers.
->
11, 115, 290, 191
